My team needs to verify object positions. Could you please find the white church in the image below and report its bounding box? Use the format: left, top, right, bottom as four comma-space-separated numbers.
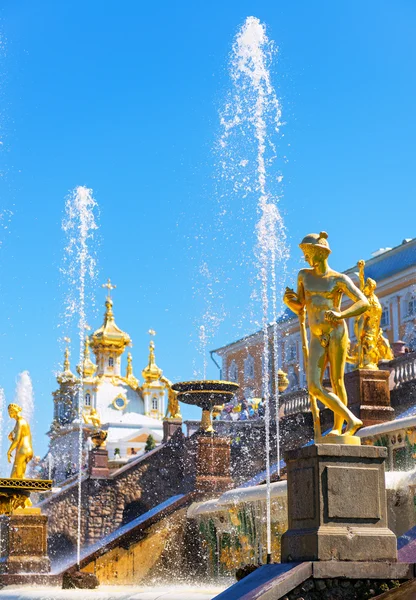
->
47, 284, 171, 481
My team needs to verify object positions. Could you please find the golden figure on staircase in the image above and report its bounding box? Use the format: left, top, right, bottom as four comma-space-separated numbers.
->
348, 259, 394, 370
284, 232, 369, 443
7, 403, 34, 479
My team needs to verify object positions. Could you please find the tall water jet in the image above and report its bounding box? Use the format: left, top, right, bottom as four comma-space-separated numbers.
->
220, 16, 288, 562
62, 185, 99, 567
14, 371, 34, 428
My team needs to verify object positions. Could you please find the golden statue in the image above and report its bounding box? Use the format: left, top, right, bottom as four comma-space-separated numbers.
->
283, 232, 369, 443
82, 407, 101, 428
162, 378, 182, 419
83, 407, 107, 447
347, 260, 394, 370
7, 404, 34, 479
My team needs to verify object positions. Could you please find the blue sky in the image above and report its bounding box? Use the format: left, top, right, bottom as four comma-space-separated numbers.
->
0, 0, 415, 460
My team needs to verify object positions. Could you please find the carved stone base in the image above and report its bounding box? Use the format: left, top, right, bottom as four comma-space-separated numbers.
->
163, 418, 182, 443
281, 444, 397, 562
0, 512, 50, 574
88, 447, 109, 478
196, 435, 233, 495
345, 368, 394, 427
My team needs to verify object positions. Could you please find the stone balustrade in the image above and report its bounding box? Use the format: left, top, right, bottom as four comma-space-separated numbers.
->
389, 351, 416, 389
281, 388, 310, 416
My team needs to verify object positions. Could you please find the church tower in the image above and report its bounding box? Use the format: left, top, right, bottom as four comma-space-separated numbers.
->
47, 282, 166, 482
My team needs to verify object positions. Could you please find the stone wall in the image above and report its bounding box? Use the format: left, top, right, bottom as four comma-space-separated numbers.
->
282, 577, 406, 600
40, 430, 195, 549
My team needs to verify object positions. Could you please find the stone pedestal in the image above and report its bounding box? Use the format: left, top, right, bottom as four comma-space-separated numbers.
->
89, 447, 109, 478
281, 444, 397, 562
345, 368, 394, 426
0, 510, 50, 574
196, 435, 233, 495
163, 418, 182, 443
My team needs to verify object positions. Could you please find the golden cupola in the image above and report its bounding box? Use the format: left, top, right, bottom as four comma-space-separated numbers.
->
77, 338, 97, 379
57, 345, 76, 384
142, 340, 163, 383
89, 280, 131, 377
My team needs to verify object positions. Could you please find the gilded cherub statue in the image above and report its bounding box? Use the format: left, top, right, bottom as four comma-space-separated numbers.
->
347, 260, 394, 370
7, 403, 34, 479
82, 407, 101, 428
283, 232, 369, 442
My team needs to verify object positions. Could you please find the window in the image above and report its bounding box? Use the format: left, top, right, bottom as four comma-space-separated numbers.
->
152, 397, 158, 410
85, 393, 91, 406
408, 298, 416, 317
286, 340, 297, 362
108, 357, 114, 367
244, 355, 255, 380
380, 305, 390, 328
228, 360, 238, 383
287, 366, 299, 390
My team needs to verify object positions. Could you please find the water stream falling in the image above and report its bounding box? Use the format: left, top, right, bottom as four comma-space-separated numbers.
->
62, 185, 99, 567
220, 16, 288, 561
14, 371, 34, 427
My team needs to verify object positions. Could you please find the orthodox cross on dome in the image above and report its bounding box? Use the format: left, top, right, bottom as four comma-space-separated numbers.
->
102, 278, 116, 300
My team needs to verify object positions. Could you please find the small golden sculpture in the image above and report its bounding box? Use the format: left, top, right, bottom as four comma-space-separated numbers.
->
83, 408, 107, 448
7, 404, 34, 479
162, 378, 182, 419
347, 260, 394, 370
284, 232, 369, 443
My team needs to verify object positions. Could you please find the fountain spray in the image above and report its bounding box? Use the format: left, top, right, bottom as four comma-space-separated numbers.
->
62, 185, 99, 567
14, 371, 35, 427
220, 16, 288, 562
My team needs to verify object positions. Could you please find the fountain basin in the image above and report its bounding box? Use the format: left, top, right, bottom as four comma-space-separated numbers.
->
172, 381, 239, 434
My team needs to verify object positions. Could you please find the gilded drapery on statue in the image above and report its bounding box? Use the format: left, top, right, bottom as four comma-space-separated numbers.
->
283, 232, 369, 443
347, 259, 394, 370
7, 403, 34, 479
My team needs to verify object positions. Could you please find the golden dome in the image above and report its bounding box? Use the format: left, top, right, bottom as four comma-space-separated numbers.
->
142, 340, 163, 383
57, 346, 77, 384
77, 338, 97, 378
90, 297, 131, 354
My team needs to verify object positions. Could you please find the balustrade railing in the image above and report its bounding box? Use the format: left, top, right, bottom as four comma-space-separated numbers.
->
389, 351, 416, 389
281, 388, 310, 416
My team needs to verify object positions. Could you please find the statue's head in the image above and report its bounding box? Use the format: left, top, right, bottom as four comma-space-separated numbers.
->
364, 277, 377, 295
299, 231, 331, 266
8, 403, 22, 419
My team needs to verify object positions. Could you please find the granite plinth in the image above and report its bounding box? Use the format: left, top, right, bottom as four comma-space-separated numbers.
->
163, 418, 182, 443
0, 512, 50, 574
281, 444, 397, 562
196, 435, 233, 495
88, 447, 109, 478
345, 369, 394, 426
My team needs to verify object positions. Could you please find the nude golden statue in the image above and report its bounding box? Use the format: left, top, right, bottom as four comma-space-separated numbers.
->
7, 403, 34, 479
283, 232, 369, 441
348, 259, 394, 370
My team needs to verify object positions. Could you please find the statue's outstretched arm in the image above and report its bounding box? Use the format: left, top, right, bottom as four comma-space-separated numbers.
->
283, 273, 305, 315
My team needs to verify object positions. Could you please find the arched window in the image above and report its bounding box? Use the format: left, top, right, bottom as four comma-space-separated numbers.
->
85, 393, 91, 406
285, 339, 297, 362
244, 354, 255, 380
287, 366, 299, 390
380, 305, 390, 328
108, 357, 114, 367
152, 397, 158, 410
407, 297, 416, 317
228, 360, 238, 383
